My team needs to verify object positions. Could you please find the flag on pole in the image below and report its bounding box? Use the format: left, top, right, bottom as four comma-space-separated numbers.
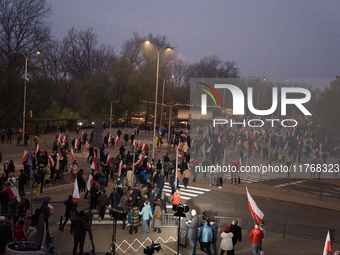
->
133, 140, 137, 146
134, 155, 144, 167
141, 143, 147, 152
323, 231, 331, 255
28, 110, 33, 118
70, 148, 75, 162
284, 142, 288, 151
237, 158, 242, 170
251, 142, 258, 151
108, 134, 111, 143
22, 150, 29, 165
59, 134, 63, 144
178, 152, 184, 158
87, 174, 94, 191
137, 142, 142, 152
48, 204, 53, 212
74, 139, 80, 150
181, 134, 187, 140
106, 153, 112, 164
246, 187, 264, 224
117, 161, 123, 177
49, 155, 55, 167
115, 136, 120, 148
6, 186, 21, 202
91, 151, 97, 171
86, 141, 90, 149
72, 179, 80, 203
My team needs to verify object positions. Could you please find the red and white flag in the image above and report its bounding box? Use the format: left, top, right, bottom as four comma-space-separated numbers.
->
91, 151, 97, 171
49, 155, 55, 167
70, 148, 75, 162
35, 144, 40, 155
323, 231, 331, 255
284, 142, 288, 151
178, 151, 184, 158
137, 142, 142, 152
59, 134, 63, 144
48, 204, 53, 212
87, 174, 94, 191
6, 186, 21, 202
86, 141, 90, 149
246, 187, 264, 225
251, 142, 258, 151
72, 179, 80, 203
22, 150, 29, 165
106, 153, 112, 164
181, 134, 187, 140
117, 161, 123, 177
237, 158, 242, 170
115, 136, 120, 148
108, 134, 112, 143
28, 110, 33, 118
63, 135, 67, 143
141, 143, 147, 152
236, 139, 242, 148
134, 155, 144, 167
74, 139, 80, 150
133, 140, 137, 146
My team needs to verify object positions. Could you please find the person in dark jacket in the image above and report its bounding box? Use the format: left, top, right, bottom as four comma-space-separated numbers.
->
186, 209, 199, 255
229, 220, 242, 252
13, 220, 26, 241
155, 173, 164, 199
61, 195, 77, 231
18, 169, 27, 195
77, 169, 85, 194
40, 201, 52, 230
210, 218, 218, 255
90, 183, 99, 210
70, 210, 91, 255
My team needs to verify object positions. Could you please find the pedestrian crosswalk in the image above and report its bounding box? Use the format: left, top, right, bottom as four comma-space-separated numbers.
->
163, 182, 211, 201
222, 171, 286, 184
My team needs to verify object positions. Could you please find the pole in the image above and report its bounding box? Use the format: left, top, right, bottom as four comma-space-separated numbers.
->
23, 56, 28, 145
110, 102, 113, 136
168, 106, 172, 146
175, 145, 178, 188
160, 78, 165, 128
30, 165, 33, 215
152, 51, 160, 160
177, 218, 181, 255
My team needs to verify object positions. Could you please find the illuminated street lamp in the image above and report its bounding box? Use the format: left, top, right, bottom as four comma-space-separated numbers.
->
14, 51, 40, 144
144, 41, 172, 159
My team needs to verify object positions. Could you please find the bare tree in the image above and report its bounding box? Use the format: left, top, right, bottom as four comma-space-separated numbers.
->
0, 0, 51, 59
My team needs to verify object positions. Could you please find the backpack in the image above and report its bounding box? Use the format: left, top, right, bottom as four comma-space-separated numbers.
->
154, 210, 161, 219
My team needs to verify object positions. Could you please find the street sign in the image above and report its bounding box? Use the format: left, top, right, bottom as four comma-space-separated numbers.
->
27, 153, 33, 168
158, 130, 162, 135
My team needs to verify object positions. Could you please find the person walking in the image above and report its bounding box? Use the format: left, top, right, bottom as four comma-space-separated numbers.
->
71, 210, 91, 255
40, 201, 52, 230
97, 190, 109, 222
138, 201, 153, 234
220, 226, 234, 255
186, 209, 199, 255
210, 218, 218, 255
129, 202, 139, 234
249, 223, 264, 255
229, 220, 242, 253
182, 168, 191, 188
61, 195, 77, 232
152, 200, 162, 233
198, 220, 213, 255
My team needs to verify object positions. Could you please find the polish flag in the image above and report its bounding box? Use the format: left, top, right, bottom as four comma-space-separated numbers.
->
134, 155, 144, 167
141, 143, 147, 152
323, 231, 332, 255
117, 161, 123, 177
237, 158, 242, 170
35, 144, 40, 155
22, 150, 29, 165
312, 149, 318, 160
178, 152, 184, 158
246, 187, 264, 225
63, 135, 67, 143
28, 110, 33, 118
72, 179, 80, 203
91, 152, 97, 171
59, 134, 63, 144
55, 154, 60, 171
6, 186, 21, 202
187, 163, 193, 178
133, 140, 137, 146
181, 134, 187, 140
251, 142, 258, 151
108, 134, 112, 143
106, 153, 112, 164
48, 204, 53, 212
49, 155, 55, 167
115, 136, 120, 148
74, 139, 80, 150
70, 148, 75, 162
137, 142, 142, 152
87, 174, 94, 191
284, 142, 288, 151
147, 163, 152, 170
85, 141, 90, 149
236, 140, 242, 148
319, 143, 322, 156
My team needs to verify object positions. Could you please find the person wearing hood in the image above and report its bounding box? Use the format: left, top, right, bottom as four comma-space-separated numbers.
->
71, 210, 91, 255
138, 200, 153, 234
13, 220, 26, 241
97, 189, 109, 222
220, 226, 234, 255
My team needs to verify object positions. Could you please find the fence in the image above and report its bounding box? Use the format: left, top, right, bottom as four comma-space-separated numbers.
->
160, 214, 340, 244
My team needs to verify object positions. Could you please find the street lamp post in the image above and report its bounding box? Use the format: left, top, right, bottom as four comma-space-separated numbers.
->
144, 41, 172, 160
14, 51, 40, 145
110, 101, 119, 135
159, 75, 174, 129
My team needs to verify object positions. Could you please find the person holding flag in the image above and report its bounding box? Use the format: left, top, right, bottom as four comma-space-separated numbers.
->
248, 223, 264, 255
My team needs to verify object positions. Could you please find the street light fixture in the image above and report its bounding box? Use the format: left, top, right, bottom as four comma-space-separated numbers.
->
14, 51, 40, 144
144, 41, 172, 160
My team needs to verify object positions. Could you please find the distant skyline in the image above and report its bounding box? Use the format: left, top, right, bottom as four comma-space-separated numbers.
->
47, 0, 340, 89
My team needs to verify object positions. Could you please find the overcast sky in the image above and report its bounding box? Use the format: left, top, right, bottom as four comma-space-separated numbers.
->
47, 0, 339, 89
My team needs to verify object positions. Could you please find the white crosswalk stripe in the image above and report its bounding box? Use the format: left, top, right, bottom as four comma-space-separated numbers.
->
163, 182, 211, 200
223, 171, 286, 183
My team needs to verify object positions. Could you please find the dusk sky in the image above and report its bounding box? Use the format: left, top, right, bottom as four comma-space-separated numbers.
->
47, 0, 339, 88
